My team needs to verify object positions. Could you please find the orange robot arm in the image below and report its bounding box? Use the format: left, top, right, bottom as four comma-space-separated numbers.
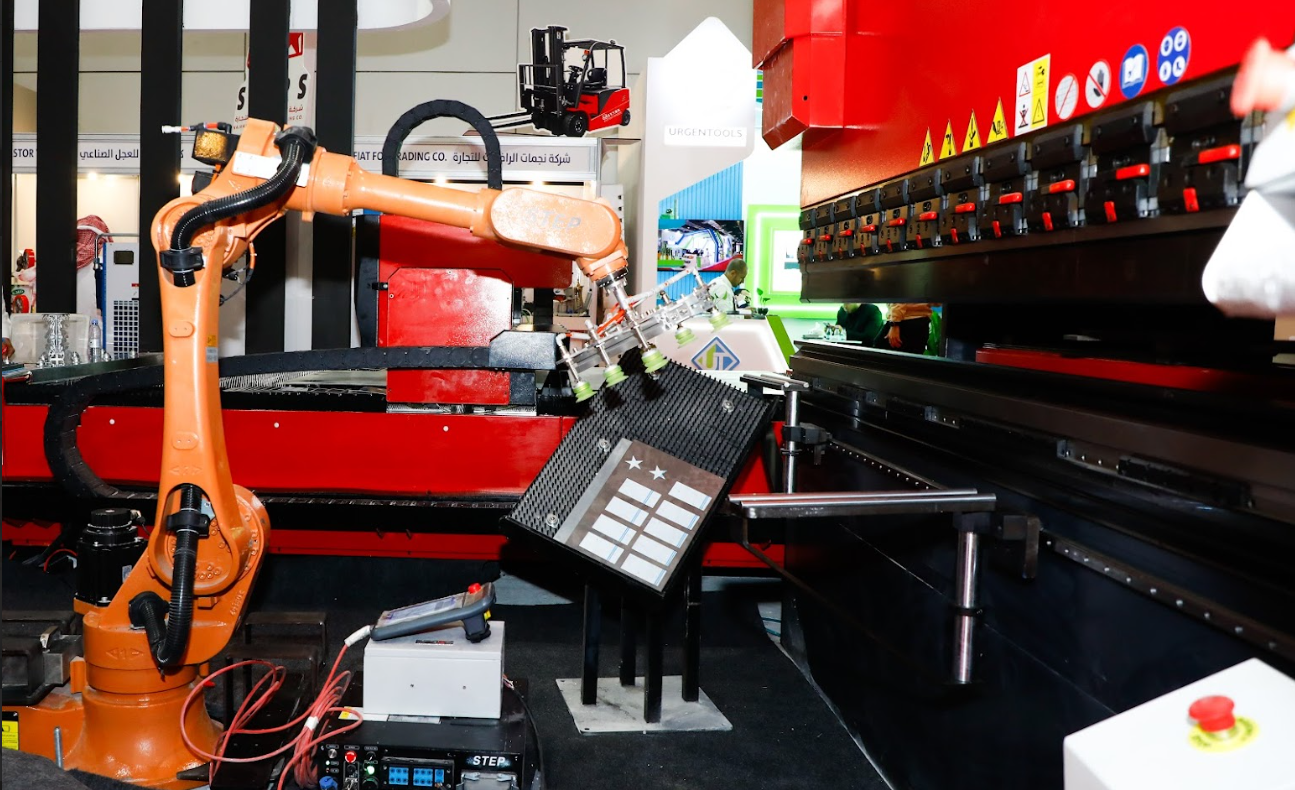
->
87, 120, 634, 685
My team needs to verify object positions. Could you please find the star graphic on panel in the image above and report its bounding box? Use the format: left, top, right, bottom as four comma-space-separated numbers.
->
650, 467, 666, 480
626, 456, 643, 469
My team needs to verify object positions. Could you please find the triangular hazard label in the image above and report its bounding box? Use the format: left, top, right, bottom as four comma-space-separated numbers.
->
919, 128, 935, 166
963, 111, 981, 151
987, 99, 1009, 142
1019, 72, 1031, 96
940, 121, 958, 159
1031, 98, 1045, 125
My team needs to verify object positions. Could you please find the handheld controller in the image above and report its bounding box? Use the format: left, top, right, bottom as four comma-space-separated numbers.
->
371, 582, 496, 643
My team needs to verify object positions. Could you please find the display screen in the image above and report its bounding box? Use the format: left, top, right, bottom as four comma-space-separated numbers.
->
377, 594, 461, 627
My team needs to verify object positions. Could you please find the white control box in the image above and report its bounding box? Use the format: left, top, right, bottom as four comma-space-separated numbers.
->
1064, 658, 1295, 790
363, 621, 503, 720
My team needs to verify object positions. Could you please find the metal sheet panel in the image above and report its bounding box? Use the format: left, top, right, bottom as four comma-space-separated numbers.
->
658, 162, 744, 221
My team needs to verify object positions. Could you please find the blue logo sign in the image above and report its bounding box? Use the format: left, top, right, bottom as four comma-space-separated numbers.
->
691, 337, 741, 371
1120, 44, 1149, 99
1157, 27, 1190, 86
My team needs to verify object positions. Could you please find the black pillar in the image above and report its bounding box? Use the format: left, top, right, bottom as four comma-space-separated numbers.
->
1, 0, 13, 311
682, 571, 702, 702
34, 0, 79, 313
311, 0, 357, 349
138, 0, 183, 353
644, 611, 664, 723
244, 0, 290, 353
581, 585, 601, 705
618, 597, 637, 686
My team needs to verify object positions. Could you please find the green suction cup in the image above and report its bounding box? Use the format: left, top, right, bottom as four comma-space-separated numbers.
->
709, 311, 730, 330
641, 347, 668, 374
572, 380, 595, 402
675, 326, 696, 346
603, 364, 627, 386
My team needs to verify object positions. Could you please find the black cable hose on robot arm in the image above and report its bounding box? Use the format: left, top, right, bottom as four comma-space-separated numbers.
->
128, 483, 208, 668
131, 128, 317, 669
171, 128, 317, 250
355, 100, 503, 346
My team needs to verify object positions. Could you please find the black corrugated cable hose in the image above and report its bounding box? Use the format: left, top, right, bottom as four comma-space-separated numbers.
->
129, 483, 208, 668
354, 99, 503, 346
170, 127, 317, 250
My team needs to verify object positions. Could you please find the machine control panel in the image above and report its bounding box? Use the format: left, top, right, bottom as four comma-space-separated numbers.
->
798, 208, 815, 269
812, 203, 835, 262
854, 190, 882, 256
1084, 101, 1161, 224
906, 168, 944, 250
316, 707, 526, 790
876, 179, 911, 253
831, 196, 857, 259
981, 142, 1031, 239
1159, 75, 1248, 214
1029, 124, 1087, 232
938, 155, 984, 245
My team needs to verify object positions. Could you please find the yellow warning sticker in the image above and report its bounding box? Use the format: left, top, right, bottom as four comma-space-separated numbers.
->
919, 128, 936, 166
963, 111, 981, 151
939, 121, 958, 159
2, 711, 18, 750
987, 99, 1009, 143
1188, 717, 1258, 753
1014, 54, 1050, 135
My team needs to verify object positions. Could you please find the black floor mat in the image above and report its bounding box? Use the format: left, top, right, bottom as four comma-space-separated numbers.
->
2, 554, 887, 790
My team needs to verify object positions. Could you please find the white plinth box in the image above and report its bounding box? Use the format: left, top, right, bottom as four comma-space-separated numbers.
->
363, 622, 504, 720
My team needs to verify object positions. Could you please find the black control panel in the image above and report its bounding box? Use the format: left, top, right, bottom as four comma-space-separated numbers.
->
316, 682, 530, 790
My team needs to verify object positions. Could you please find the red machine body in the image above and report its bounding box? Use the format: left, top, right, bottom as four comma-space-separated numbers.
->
2, 167, 776, 570
375, 214, 573, 405
1, 403, 775, 565
755, 0, 1295, 205
577, 87, 631, 133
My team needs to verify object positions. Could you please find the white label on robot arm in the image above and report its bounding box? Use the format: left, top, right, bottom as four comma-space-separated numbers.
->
229, 151, 311, 187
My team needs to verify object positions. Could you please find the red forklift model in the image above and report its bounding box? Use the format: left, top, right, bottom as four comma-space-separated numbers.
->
493, 26, 631, 137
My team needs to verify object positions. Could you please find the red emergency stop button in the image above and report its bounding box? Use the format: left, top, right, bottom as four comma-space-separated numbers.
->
1189, 696, 1236, 733
345, 751, 358, 764
468, 583, 482, 595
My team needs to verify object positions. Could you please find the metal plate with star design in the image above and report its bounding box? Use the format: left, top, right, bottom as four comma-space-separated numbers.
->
505, 349, 774, 597
554, 439, 726, 592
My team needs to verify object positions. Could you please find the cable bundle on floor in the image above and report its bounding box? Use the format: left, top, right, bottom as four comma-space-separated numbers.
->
179, 626, 373, 789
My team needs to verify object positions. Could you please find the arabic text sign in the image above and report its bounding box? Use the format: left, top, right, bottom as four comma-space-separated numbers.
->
350, 140, 598, 180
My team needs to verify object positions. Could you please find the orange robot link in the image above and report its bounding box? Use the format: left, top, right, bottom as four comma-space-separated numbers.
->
20, 119, 632, 787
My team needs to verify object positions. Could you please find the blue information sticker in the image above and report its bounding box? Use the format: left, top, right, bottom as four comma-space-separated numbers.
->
1157, 26, 1191, 86
1120, 44, 1150, 99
